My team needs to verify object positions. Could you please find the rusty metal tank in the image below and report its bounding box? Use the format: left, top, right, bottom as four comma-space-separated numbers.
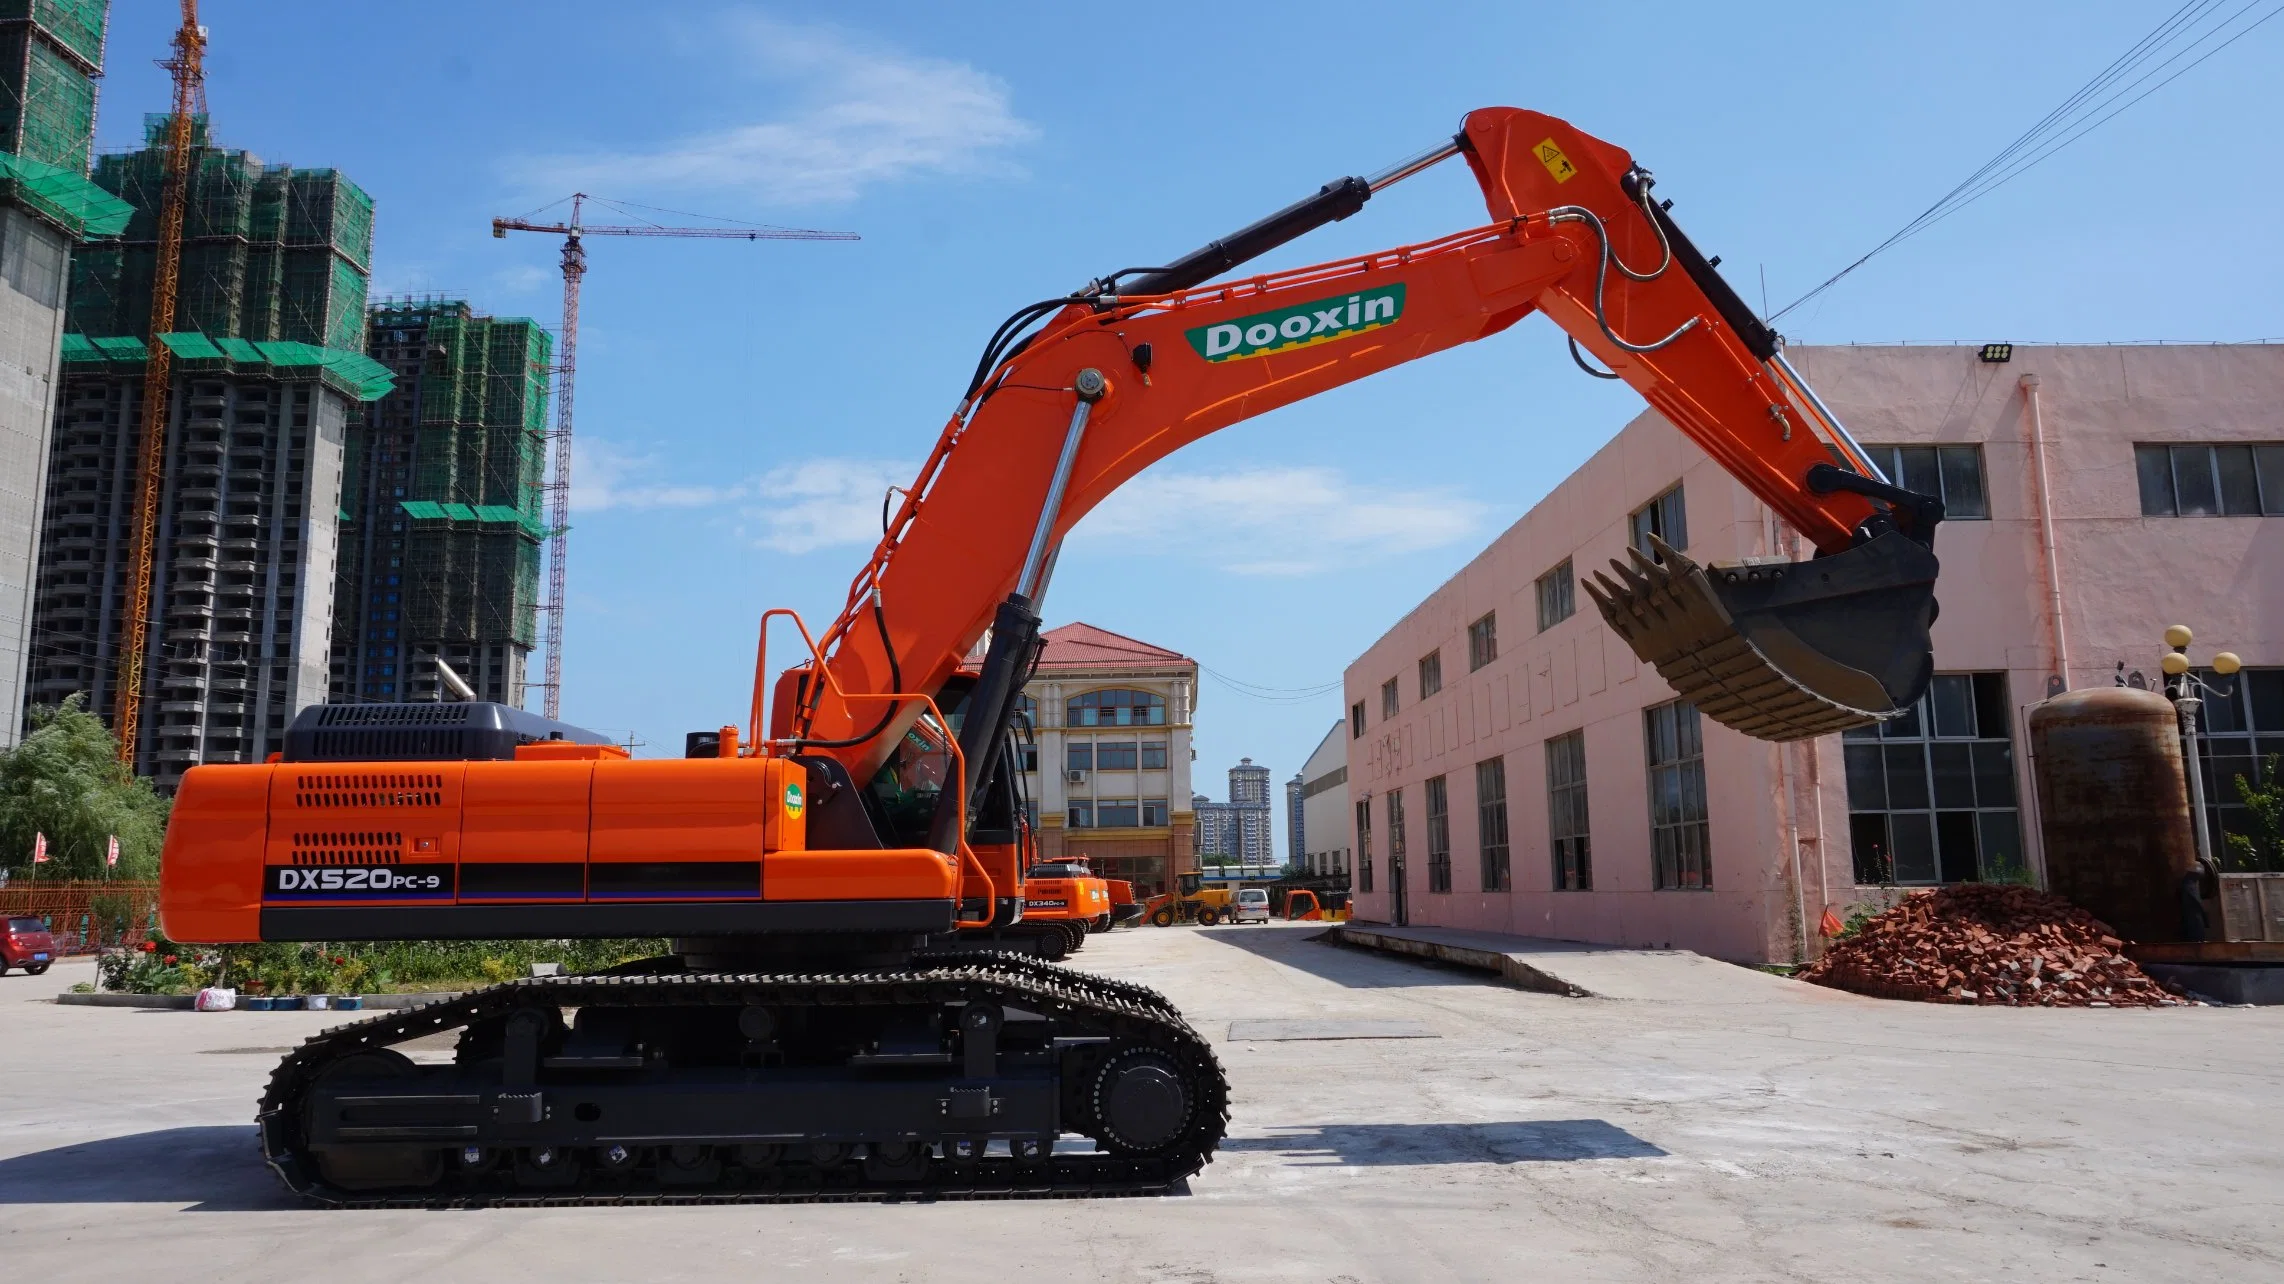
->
2028, 686, 2198, 942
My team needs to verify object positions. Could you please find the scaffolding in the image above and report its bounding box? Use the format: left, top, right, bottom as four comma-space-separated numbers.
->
0, 0, 128, 240
68, 117, 375, 349
334, 300, 550, 705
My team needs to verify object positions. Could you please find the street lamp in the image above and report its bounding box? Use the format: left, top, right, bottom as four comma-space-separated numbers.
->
2161, 624, 2242, 879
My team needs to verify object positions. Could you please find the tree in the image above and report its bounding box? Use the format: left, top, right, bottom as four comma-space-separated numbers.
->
2224, 754, 2282, 873
0, 696, 169, 880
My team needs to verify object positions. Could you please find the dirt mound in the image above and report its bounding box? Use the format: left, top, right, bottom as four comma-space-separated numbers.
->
1801, 883, 2180, 1007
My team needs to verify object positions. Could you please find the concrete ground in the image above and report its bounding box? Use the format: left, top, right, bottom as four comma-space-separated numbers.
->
2, 925, 2280, 1282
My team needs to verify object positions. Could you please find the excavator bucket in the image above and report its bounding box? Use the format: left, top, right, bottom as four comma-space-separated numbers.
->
1584, 532, 1939, 742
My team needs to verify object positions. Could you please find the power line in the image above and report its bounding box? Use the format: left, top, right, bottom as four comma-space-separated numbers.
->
1772, 0, 2279, 321
1200, 665, 1343, 704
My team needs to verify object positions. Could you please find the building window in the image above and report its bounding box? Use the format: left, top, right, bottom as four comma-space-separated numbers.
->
1096, 798, 1140, 827
1356, 798, 1374, 892
1546, 729, 1591, 890
1629, 484, 1688, 556
1535, 559, 1574, 632
1862, 444, 1991, 519
1843, 673, 2023, 884
1141, 797, 1169, 827
1016, 693, 1038, 729
2182, 667, 2283, 869
1467, 611, 1497, 671
1140, 741, 1168, 770
2135, 443, 2284, 517
1381, 677, 1400, 719
1066, 742, 1092, 772
1418, 649, 1442, 699
1386, 788, 1407, 891
1067, 687, 1166, 726
1017, 743, 1039, 773
1424, 775, 1451, 893
1644, 701, 1710, 889
1067, 801, 1094, 828
1096, 741, 1139, 770
1351, 701, 1366, 739
1477, 756, 1510, 892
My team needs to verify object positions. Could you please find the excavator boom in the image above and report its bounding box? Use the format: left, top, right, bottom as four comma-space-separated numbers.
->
786, 107, 1937, 787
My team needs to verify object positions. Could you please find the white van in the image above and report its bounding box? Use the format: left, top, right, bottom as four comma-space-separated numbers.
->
1231, 888, 1271, 924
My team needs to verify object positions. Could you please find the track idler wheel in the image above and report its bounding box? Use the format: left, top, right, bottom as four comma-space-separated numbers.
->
1584, 532, 1937, 742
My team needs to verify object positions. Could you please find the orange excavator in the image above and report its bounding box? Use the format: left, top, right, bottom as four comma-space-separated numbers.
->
158, 107, 1942, 1205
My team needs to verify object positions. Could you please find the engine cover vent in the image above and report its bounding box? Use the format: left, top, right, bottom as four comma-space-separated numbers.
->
293, 772, 446, 809
290, 831, 405, 865
282, 702, 613, 762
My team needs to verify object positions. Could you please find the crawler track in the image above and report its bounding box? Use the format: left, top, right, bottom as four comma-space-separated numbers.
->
257, 954, 1224, 1207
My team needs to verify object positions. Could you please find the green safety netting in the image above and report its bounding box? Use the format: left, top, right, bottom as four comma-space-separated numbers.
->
0, 149, 130, 238
395, 500, 550, 541
0, 1, 107, 67
58, 331, 395, 402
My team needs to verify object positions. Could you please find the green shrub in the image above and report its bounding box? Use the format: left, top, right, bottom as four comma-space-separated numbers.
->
97, 936, 668, 995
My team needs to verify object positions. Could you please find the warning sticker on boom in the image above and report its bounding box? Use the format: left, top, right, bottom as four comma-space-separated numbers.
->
1535, 138, 1578, 183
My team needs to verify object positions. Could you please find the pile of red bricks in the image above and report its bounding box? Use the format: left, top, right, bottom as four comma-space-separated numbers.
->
1801, 883, 2182, 1007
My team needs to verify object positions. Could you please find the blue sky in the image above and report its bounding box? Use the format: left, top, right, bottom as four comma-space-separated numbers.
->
98, 3, 2279, 855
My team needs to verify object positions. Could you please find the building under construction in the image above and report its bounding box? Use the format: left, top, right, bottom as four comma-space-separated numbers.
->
25, 115, 389, 787
0, 0, 131, 746
334, 299, 549, 707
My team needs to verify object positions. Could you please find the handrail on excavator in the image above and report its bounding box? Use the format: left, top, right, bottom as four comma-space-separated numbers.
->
749, 607, 995, 925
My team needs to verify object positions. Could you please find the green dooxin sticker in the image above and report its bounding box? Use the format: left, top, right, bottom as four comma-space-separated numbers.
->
1184, 283, 1406, 363
784, 782, 805, 819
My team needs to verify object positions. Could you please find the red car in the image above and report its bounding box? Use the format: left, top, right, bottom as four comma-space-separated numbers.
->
1, 916, 54, 975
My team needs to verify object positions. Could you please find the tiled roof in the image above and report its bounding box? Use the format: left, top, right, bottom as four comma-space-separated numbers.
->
1035, 622, 1193, 670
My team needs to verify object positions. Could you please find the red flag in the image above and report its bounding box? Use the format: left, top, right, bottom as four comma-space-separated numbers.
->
1818, 905, 1846, 938
106, 835, 119, 868
32, 832, 48, 864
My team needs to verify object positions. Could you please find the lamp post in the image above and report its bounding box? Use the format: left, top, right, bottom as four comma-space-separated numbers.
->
2160, 624, 2242, 877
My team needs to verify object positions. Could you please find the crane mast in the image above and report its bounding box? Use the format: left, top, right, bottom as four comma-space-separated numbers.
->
490, 196, 856, 717
113, 2, 207, 765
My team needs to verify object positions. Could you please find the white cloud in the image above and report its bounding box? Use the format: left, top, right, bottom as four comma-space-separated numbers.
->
740, 459, 914, 553
1072, 466, 1486, 575
571, 438, 748, 513
490, 263, 554, 295
572, 441, 912, 555
511, 17, 1036, 205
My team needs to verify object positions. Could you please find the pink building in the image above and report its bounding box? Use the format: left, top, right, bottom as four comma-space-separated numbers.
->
1344, 343, 2284, 963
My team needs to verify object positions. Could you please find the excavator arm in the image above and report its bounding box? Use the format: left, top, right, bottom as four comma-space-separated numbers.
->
781, 107, 1940, 801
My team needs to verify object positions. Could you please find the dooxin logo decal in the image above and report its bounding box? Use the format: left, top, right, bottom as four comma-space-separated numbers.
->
1185, 283, 1405, 363
784, 782, 805, 819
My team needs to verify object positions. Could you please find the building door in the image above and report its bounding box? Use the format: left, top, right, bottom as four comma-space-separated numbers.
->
1387, 789, 1409, 927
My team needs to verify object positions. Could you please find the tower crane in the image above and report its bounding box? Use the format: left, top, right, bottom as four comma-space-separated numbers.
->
491, 195, 857, 717
113, 1, 207, 766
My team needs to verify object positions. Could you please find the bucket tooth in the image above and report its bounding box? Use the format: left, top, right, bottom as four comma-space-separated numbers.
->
1587, 532, 1938, 742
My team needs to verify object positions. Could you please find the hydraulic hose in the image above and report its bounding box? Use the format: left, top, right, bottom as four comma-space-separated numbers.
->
783, 590, 906, 751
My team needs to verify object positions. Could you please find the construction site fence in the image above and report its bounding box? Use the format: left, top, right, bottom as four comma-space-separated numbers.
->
0, 879, 159, 955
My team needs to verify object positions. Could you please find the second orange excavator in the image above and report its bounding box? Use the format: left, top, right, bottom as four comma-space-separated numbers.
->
158, 107, 1942, 1205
